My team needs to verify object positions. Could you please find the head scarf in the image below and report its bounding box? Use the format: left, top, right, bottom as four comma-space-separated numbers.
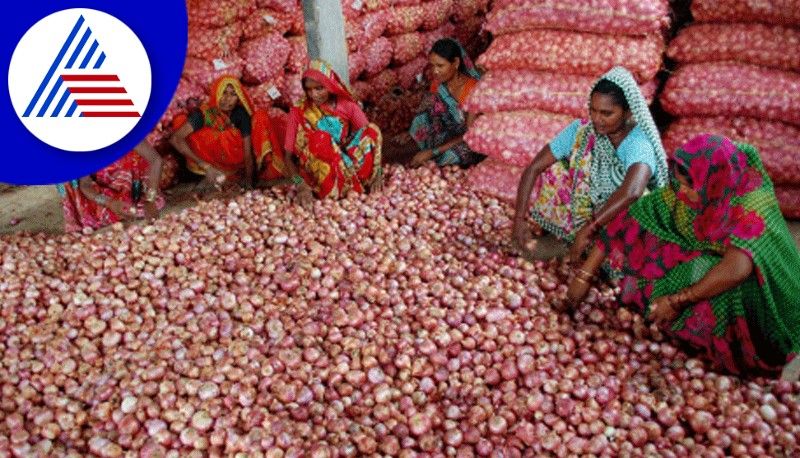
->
210, 75, 254, 115
671, 135, 766, 245
430, 38, 481, 81
585, 66, 669, 205
301, 59, 357, 106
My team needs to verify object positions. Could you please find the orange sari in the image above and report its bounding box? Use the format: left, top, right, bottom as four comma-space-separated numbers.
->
172, 75, 287, 180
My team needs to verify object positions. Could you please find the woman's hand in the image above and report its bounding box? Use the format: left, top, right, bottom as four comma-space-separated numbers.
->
297, 182, 314, 212
203, 166, 226, 189
410, 149, 434, 167
569, 223, 595, 263
142, 201, 160, 221
107, 199, 136, 220
511, 220, 536, 262
566, 277, 591, 307
648, 295, 681, 326
369, 167, 384, 193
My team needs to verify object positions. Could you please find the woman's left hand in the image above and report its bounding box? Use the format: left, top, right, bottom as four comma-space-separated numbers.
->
569, 224, 594, 263
142, 201, 160, 221
410, 150, 434, 167
566, 277, 591, 307
648, 295, 681, 326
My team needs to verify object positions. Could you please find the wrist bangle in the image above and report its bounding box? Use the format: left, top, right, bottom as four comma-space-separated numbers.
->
574, 268, 593, 281
95, 194, 108, 206
144, 188, 158, 202
432, 148, 441, 157
292, 175, 303, 186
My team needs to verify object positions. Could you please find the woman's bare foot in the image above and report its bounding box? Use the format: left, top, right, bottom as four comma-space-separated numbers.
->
781, 357, 800, 382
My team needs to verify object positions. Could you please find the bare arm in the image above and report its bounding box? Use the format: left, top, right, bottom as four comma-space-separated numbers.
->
511, 144, 557, 258
242, 135, 254, 188
650, 247, 754, 325
169, 123, 221, 177
133, 141, 163, 195
78, 177, 131, 218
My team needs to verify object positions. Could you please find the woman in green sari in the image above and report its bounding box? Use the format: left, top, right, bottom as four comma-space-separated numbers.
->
568, 134, 800, 380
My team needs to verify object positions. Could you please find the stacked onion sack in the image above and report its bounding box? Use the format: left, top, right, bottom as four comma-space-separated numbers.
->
143, 0, 304, 187
661, 0, 800, 219
345, 0, 491, 136
2, 166, 800, 456
462, 0, 670, 203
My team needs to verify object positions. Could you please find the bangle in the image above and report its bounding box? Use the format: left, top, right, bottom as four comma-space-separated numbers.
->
292, 175, 303, 186
432, 147, 441, 157
144, 188, 158, 203
95, 194, 108, 206
574, 268, 595, 282
573, 276, 590, 285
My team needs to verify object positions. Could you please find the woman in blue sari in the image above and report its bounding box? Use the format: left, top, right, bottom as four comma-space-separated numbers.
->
406, 38, 485, 168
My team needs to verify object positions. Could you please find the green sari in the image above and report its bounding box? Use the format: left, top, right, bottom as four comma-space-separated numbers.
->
598, 134, 800, 375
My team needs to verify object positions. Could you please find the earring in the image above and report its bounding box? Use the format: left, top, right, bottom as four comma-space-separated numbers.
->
626, 116, 635, 128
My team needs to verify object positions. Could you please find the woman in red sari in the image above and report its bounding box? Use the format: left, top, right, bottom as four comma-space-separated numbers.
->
283, 60, 383, 204
170, 75, 286, 190
57, 141, 165, 233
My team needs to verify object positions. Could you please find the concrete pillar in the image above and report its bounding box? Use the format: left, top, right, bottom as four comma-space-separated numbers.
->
302, 0, 350, 85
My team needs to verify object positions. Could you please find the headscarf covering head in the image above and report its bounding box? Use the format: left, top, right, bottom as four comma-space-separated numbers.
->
671, 134, 763, 213
301, 59, 357, 105
210, 75, 254, 116
429, 38, 481, 80
586, 66, 669, 197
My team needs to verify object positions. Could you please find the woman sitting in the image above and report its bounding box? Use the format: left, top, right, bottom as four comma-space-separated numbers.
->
404, 38, 485, 168
170, 75, 286, 191
511, 67, 669, 262
57, 140, 165, 232
568, 134, 800, 380
283, 59, 383, 203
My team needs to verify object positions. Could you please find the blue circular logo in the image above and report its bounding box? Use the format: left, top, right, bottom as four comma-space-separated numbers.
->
2, 0, 187, 184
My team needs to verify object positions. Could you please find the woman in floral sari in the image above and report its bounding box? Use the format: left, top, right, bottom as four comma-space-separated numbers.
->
170, 75, 286, 190
283, 59, 383, 202
406, 38, 485, 168
568, 134, 800, 380
57, 141, 165, 232
511, 67, 669, 262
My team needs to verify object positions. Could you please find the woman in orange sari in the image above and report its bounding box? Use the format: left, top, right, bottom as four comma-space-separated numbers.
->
283, 60, 383, 203
57, 140, 166, 232
170, 75, 286, 190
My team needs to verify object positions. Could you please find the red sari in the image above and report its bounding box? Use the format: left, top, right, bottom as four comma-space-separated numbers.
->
172, 75, 287, 180
285, 60, 382, 198
57, 152, 166, 232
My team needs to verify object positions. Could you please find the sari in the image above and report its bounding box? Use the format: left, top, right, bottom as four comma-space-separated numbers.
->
285, 60, 382, 199
598, 134, 800, 375
410, 40, 484, 168
530, 67, 669, 241
172, 75, 286, 180
57, 151, 166, 232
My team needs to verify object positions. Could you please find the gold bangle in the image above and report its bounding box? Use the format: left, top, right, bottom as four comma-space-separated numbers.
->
145, 188, 158, 202
573, 276, 590, 285
574, 268, 594, 282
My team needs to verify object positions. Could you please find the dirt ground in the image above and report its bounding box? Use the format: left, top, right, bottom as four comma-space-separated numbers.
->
1, 184, 799, 250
